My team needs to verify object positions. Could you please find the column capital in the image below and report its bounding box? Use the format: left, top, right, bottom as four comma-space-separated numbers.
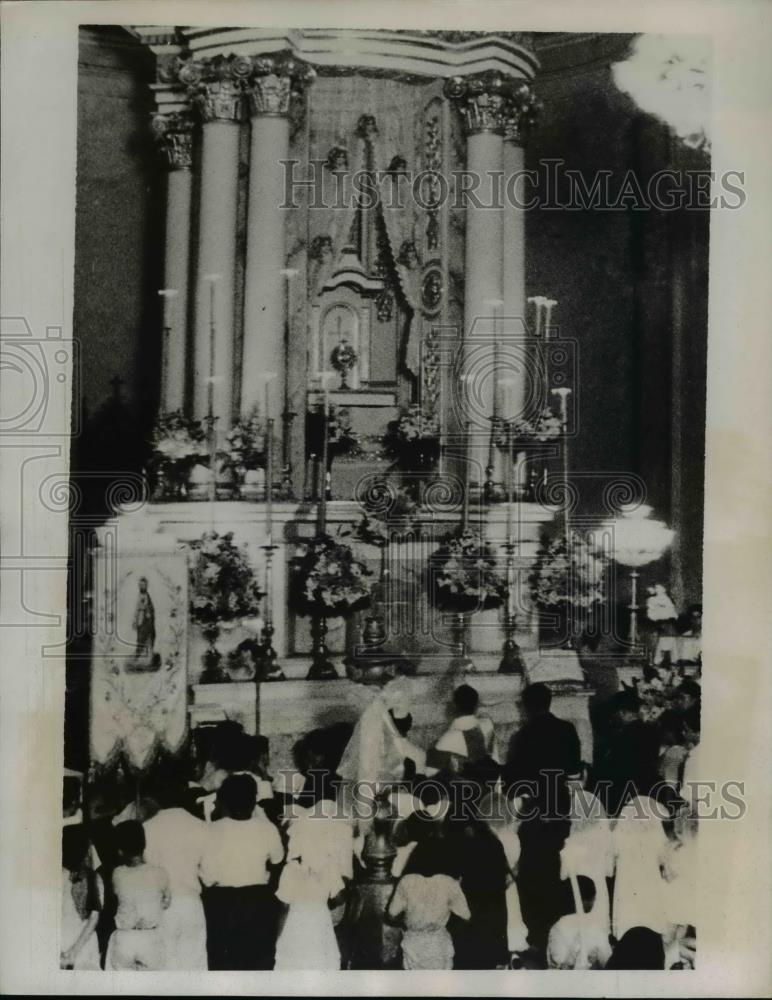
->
179, 54, 253, 123
503, 82, 541, 145
444, 71, 538, 139
245, 53, 316, 118
151, 112, 195, 170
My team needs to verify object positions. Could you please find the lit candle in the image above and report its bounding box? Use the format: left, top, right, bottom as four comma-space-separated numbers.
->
262, 372, 278, 542
506, 421, 514, 542
498, 377, 517, 427
544, 298, 557, 341
486, 298, 504, 420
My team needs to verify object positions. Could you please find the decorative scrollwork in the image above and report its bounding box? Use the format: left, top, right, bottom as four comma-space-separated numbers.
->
601, 474, 648, 514
354, 473, 400, 518
533, 475, 581, 514
423, 474, 465, 514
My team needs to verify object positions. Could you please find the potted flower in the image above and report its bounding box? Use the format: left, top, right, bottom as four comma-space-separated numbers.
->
290, 529, 372, 679
529, 532, 605, 647
496, 407, 563, 448
384, 404, 441, 470
218, 407, 266, 499
188, 531, 264, 682
428, 527, 505, 669
148, 411, 209, 499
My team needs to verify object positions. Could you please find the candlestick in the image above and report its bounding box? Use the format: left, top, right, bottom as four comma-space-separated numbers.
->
552, 386, 572, 543
317, 371, 335, 534
506, 421, 514, 543
157, 289, 178, 415
462, 420, 472, 528
261, 372, 278, 523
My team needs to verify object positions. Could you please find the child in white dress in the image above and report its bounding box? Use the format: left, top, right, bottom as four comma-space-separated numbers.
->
274, 799, 354, 970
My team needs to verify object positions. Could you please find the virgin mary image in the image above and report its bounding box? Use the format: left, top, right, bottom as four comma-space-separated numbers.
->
130, 575, 157, 669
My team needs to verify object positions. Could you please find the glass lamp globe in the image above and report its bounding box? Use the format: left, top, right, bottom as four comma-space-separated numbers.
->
599, 503, 675, 650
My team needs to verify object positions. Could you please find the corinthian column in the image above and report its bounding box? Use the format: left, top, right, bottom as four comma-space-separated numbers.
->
181, 55, 251, 427
502, 85, 540, 425
152, 112, 194, 413
241, 56, 315, 421
445, 74, 509, 490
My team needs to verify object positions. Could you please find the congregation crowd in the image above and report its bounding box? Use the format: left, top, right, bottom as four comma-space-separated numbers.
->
62, 669, 701, 972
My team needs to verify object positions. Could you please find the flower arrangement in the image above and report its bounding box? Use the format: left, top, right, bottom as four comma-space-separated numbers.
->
496, 407, 563, 447
291, 530, 372, 617
646, 583, 678, 624
188, 531, 263, 627
218, 407, 266, 480
149, 411, 209, 495
428, 528, 506, 613
529, 532, 606, 611
384, 405, 441, 468
354, 483, 419, 548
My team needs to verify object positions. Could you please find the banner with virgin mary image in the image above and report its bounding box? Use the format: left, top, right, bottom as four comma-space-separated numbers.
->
90, 547, 188, 770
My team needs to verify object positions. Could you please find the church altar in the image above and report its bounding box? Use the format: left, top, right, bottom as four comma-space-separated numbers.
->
87, 28, 601, 775
91, 497, 594, 772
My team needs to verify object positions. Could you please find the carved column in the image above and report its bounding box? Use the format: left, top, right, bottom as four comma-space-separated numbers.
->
241, 56, 314, 446
502, 85, 540, 426
152, 112, 194, 414
182, 55, 250, 427
445, 74, 509, 491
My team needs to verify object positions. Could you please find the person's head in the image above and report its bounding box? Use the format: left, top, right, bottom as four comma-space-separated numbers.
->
613, 689, 641, 725
242, 734, 270, 775
151, 774, 190, 811
210, 721, 246, 771
684, 603, 702, 634
576, 874, 597, 914
62, 775, 81, 818
113, 820, 146, 865
657, 709, 686, 747
389, 708, 413, 738
678, 679, 701, 712
216, 774, 257, 821
607, 926, 665, 970
453, 684, 479, 718
138, 576, 148, 593
62, 824, 90, 875
521, 682, 552, 720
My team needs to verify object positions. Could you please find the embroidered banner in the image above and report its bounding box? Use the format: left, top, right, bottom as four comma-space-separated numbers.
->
90, 548, 188, 771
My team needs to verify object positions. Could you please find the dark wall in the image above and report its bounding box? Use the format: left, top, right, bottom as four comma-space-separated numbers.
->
74, 27, 163, 428
528, 34, 709, 603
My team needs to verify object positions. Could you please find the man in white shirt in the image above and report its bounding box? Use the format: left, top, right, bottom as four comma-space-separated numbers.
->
143, 782, 210, 970
200, 774, 285, 970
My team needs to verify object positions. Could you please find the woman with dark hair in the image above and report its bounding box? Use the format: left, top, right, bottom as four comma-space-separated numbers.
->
200, 774, 285, 969
105, 820, 170, 970
446, 817, 510, 969
61, 825, 102, 969
606, 926, 665, 970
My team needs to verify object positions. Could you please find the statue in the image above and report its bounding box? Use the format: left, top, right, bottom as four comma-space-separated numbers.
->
130, 576, 157, 670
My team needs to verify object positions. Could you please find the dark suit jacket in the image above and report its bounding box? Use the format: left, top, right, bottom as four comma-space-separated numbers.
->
503, 711, 581, 815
